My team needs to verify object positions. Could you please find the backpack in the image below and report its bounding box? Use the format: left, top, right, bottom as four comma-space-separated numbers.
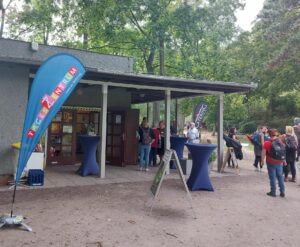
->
142, 129, 152, 145
252, 132, 261, 146
269, 139, 286, 161
286, 135, 297, 151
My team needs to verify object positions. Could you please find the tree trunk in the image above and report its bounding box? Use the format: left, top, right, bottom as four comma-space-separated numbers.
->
44, 28, 49, 45
83, 33, 88, 49
145, 46, 155, 74
153, 35, 165, 124
0, 8, 5, 38
159, 36, 164, 76
144, 46, 160, 124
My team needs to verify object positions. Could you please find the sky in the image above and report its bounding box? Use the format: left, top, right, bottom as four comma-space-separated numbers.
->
235, 0, 265, 31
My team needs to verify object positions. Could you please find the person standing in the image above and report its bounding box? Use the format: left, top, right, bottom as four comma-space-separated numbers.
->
137, 118, 147, 163
293, 121, 300, 161
252, 126, 267, 170
157, 121, 166, 162
170, 120, 177, 136
138, 121, 154, 172
149, 125, 160, 166
283, 126, 298, 182
262, 129, 286, 197
227, 127, 239, 167
187, 122, 199, 143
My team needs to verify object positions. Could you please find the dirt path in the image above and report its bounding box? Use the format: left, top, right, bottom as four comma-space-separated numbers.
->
1, 165, 300, 247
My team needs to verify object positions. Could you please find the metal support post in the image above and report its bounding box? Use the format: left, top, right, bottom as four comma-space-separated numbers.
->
217, 94, 224, 172
165, 90, 171, 175
99, 84, 108, 178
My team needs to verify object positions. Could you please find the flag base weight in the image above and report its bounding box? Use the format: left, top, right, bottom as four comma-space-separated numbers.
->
0, 214, 32, 232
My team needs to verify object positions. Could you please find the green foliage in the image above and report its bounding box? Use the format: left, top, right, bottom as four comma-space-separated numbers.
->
7, 0, 60, 44
240, 121, 257, 134
4, 0, 300, 131
132, 103, 147, 123
208, 151, 217, 164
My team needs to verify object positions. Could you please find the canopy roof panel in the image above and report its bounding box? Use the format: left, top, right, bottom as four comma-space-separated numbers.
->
83, 70, 256, 103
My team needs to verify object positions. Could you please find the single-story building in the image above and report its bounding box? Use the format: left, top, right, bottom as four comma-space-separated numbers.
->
0, 38, 255, 178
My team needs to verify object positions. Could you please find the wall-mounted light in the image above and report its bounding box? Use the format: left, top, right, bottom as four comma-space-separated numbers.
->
31, 42, 39, 51
139, 93, 145, 98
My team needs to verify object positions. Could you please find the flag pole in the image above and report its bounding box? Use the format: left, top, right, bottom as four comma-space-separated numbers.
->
10, 183, 17, 217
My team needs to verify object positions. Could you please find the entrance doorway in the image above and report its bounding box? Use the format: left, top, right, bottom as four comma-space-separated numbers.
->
106, 111, 125, 166
106, 109, 139, 166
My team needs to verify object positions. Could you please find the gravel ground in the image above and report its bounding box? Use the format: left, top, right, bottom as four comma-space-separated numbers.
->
1, 161, 300, 247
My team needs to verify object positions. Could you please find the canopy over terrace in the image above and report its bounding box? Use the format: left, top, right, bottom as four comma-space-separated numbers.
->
82, 70, 254, 103
80, 70, 255, 177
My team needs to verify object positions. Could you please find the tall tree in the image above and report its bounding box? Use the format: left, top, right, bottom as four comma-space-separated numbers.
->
7, 0, 59, 44
0, 0, 14, 37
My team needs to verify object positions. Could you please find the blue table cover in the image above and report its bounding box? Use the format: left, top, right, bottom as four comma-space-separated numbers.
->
77, 135, 100, 176
170, 136, 188, 169
185, 143, 217, 191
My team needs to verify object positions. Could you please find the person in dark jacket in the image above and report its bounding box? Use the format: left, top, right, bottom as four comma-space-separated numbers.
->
283, 126, 298, 182
138, 121, 155, 171
252, 126, 268, 171
293, 121, 300, 161
227, 127, 240, 167
157, 121, 166, 162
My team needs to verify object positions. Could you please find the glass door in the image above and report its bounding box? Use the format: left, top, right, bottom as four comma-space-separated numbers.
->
47, 110, 76, 165
106, 111, 125, 166
47, 109, 100, 166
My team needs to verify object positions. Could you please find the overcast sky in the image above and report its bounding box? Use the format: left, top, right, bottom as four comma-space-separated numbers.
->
235, 0, 265, 31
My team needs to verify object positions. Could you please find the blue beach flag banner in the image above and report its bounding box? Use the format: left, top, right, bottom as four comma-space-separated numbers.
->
193, 102, 209, 129
15, 53, 86, 184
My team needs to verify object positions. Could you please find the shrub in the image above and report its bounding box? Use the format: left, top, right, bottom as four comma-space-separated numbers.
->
240, 121, 257, 134
208, 151, 217, 163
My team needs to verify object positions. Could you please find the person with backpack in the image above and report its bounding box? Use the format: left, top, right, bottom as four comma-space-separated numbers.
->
251, 126, 268, 171
262, 129, 286, 197
283, 126, 298, 182
293, 120, 300, 161
138, 121, 155, 172
251, 126, 264, 170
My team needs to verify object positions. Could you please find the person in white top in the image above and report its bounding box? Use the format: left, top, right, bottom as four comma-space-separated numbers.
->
187, 122, 199, 143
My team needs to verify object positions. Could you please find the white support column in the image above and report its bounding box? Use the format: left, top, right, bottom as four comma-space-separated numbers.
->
175, 99, 179, 132
99, 84, 108, 178
217, 94, 224, 172
146, 103, 151, 125
165, 89, 171, 174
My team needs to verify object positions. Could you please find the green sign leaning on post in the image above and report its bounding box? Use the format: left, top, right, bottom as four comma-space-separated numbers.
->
149, 149, 196, 219
150, 158, 168, 197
